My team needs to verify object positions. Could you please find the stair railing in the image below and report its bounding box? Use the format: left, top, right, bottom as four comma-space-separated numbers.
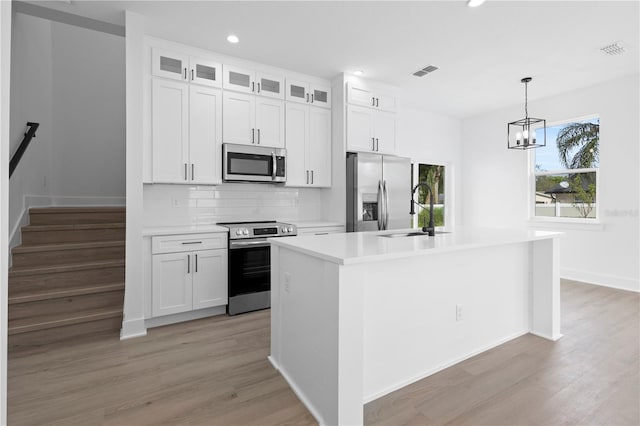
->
9, 122, 39, 178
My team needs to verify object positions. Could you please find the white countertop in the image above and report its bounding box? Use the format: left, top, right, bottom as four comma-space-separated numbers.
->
269, 227, 562, 265
284, 220, 344, 229
143, 224, 228, 236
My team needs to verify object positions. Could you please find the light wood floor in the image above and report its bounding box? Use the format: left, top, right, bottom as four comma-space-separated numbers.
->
8, 280, 639, 425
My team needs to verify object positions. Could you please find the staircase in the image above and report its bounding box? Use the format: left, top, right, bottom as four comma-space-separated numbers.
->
8, 207, 125, 351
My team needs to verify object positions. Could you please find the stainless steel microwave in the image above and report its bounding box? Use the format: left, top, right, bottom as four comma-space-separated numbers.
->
222, 143, 286, 183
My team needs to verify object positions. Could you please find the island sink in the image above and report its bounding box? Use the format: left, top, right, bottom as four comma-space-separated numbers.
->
380, 231, 451, 238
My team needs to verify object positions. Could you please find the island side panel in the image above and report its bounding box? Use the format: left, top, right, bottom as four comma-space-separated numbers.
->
270, 245, 342, 425
531, 237, 562, 340
360, 242, 531, 402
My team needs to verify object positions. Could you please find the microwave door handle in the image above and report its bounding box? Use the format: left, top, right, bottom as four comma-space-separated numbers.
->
271, 152, 277, 180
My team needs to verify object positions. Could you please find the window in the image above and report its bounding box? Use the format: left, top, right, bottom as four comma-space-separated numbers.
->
533, 116, 599, 221
411, 163, 446, 229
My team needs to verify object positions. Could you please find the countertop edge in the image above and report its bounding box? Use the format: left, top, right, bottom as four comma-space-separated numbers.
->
269, 230, 562, 266
143, 225, 228, 237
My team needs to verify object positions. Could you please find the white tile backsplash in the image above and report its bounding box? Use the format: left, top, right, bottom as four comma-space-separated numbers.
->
143, 183, 324, 227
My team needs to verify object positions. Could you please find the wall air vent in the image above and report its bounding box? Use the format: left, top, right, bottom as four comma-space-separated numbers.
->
413, 65, 439, 77
600, 42, 626, 55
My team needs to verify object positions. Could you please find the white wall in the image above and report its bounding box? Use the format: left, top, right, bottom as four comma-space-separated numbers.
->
9, 13, 54, 237
396, 104, 463, 227
461, 75, 640, 292
50, 21, 125, 198
9, 13, 125, 247
1, 2, 12, 422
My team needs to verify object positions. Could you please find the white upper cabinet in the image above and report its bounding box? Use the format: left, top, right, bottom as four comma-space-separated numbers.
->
224, 65, 284, 99
255, 98, 285, 148
151, 80, 222, 184
189, 56, 222, 87
152, 79, 189, 183
285, 102, 331, 188
346, 105, 375, 153
189, 85, 222, 184
346, 105, 396, 154
347, 81, 396, 112
222, 91, 255, 145
286, 78, 331, 109
307, 107, 332, 186
256, 72, 285, 99
223, 90, 284, 148
223, 65, 255, 94
373, 110, 397, 155
152, 48, 189, 82
152, 48, 221, 88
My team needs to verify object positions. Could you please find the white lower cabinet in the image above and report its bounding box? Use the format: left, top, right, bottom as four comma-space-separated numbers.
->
151, 234, 228, 318
285, 103, 331, 187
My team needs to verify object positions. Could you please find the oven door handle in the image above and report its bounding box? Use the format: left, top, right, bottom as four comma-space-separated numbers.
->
229, 240, 271, 249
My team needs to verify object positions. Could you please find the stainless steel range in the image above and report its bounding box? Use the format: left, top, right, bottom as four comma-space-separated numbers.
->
217, 221, 297, 315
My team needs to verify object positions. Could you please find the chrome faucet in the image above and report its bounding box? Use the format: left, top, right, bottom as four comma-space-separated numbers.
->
410, 182, 435, 236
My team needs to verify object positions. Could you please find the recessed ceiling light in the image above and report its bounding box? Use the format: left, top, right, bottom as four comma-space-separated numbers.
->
227, 35, 239, 44
353, 70, 364, 76
467, 0, 486, 7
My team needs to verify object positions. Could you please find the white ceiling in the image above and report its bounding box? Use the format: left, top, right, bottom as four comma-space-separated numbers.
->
27, 0, 640, 118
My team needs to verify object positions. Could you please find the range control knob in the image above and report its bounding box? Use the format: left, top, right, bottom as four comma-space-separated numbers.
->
287, 226, 293, 233
281, 226, 287, 233
243, 229, 249, 236
235, 229, 242, 236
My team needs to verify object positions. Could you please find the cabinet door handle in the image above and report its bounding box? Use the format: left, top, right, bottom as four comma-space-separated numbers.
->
306, 170, 309, 184
184, 163, 188, 180
181, 241, 202, 245
376, 98, 379, 107
191, 69, 194, 81
311, 170, 314, 184
306, 93, 309, 103
187, 254, 190, 274
311, 93, 314, 103
372, 97, 375, 106
252, 81, 255, 92
191, 164, 194, 180
195, 254, 198, 273
252, 128, 255, 143
372, 137, 376, 151
376, 138, 379, 151
257, 82, 261, 93
257, 128, 260, 144
184, 67, 187, 80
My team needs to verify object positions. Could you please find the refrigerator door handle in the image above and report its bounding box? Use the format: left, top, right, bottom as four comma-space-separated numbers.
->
383, 180, 389, 230
377, 180, 384, 230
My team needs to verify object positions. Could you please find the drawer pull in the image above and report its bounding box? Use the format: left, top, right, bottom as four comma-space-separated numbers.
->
181, 241, 203, 245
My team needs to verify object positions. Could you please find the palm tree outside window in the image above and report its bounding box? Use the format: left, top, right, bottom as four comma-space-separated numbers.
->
533, 116, 600, 220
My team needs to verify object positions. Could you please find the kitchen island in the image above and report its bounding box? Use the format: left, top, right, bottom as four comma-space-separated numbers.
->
269, 228, 562, 426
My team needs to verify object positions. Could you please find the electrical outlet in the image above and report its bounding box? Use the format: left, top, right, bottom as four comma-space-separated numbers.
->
172, 198, 180, 208
284, 272, 291, 293
456, 304, 463, 322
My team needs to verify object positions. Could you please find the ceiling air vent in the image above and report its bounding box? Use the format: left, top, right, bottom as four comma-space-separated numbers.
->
600, 42, 626, 55
413, 65, 439, 77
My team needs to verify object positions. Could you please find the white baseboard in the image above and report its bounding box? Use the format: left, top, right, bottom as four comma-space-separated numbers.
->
561, 268, 639, 293
268, 356, 326, 426
144, 306, 226, 329
120, 318, 147, 340
363, 329, 530, 403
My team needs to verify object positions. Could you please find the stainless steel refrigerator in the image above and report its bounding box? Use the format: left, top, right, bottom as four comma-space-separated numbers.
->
346, 152, 411, 232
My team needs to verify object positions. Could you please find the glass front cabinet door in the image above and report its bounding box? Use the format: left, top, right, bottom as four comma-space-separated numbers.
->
223, 65, 255, 94
189, 56, 222, 88
256, 73, 284, 99
152, 48, 189, 81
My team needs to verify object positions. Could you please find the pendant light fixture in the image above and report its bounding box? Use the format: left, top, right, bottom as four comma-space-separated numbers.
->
508, 77, 546, 150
